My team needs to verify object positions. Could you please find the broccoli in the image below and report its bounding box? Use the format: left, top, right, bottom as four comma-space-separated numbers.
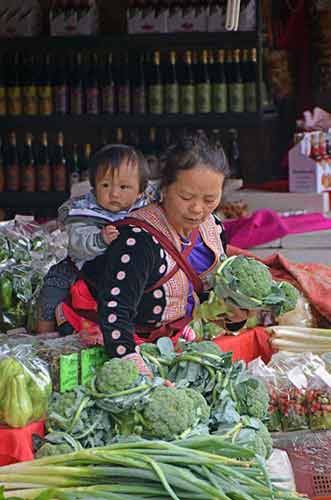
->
116, 386, 210, 441
233, 376, 269, 420
220, 417, 273, 460
277, 281, 300, 316
96, 358, 140, 393
140, 343, 160, 357
214, 255, 299, 315
35, 442, 74, 458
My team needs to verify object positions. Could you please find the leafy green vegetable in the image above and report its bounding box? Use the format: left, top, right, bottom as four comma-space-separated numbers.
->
95, 358, 140, 393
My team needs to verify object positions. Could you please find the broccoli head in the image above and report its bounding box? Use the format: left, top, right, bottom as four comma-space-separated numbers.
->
96, 358, 140, 393
139, 343, 160, 357
140, 386, 209, 441
277, 281, 300, 316
220, 417, 273, 460
234, 376, 269, 420
183, 388, 210, 423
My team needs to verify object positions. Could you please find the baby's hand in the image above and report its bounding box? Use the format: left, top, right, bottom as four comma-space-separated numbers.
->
101, 225, 119, 245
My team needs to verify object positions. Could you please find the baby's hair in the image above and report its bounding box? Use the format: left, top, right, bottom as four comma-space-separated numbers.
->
162, 130, 230, 188
89, 144, 149, 192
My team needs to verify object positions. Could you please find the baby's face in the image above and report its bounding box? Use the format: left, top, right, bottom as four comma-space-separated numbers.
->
95, 161, 141, 212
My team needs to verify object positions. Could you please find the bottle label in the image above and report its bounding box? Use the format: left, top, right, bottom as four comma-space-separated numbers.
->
196, 83, 211, 113
86, 87, 99, 115
71, 87, 84, 115
8, 87, 22, 115
148, 85, 163, 114
244, 82, 257, 112
212, 83, 227, 113
0, 86, 6, 115
6, 164, 20, 191
21, 166, 36, 192
23, 86, 38, 115
101, 84, 115, 114
53, 164, 67, 191
132, 86, 146, 114
38, 164, 52, 191
38, 86, 53, 115
165, 84, 179, 114
229, 83, 244, 113
55, 84, 69, 114
118, 85, 130, 113
180, 85, 195, 114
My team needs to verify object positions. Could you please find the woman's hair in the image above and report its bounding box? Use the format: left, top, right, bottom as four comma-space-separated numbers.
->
89, 144, 150, 192
161, 130, 230, 188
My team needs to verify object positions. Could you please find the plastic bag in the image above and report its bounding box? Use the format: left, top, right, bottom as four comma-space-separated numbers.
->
0, 343, 52, 428
0, 217, 68, 332
277, 294, 316, 328
307, 364, 331, 430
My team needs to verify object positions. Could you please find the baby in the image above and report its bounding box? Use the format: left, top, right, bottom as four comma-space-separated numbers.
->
37, 143, 155, 333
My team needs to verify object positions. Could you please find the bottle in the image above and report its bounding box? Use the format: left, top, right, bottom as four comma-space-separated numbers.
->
5, 132, 20, 191
80, 143, 92, 182
148, 50, 163, 115
21, 132, 36, 192
164, 51, 179, 114
211, 49, 227, 113
144, 127, 160, 180
38, 53, 54, 116
0, 55, 6, 116
0, 138, 4, 192
132, 53, 146, 114
22, 54, 38, 116
179, 50, 195, 114
196, 49, 211, 114
53, 131, 67, 192
70, 144, 81, 187
117, 52, 131, 114
37, 132, 52, 192
243, 48, 257, 113
115, 127, 124, 144
101, 52, 115, 115
85, 52, 100, 115
7, 53, 22, 116
228, 49, 244, 113
70, 52, 84, 115
228, 129, 241, 178
54, 54, 69, 115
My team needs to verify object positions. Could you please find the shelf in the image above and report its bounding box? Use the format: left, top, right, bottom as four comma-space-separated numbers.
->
0, 32, 262, 52
0, 192, 68, 209
0, 111, 277, 132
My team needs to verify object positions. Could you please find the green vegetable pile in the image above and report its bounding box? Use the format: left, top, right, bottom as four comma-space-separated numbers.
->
191, 255, 300, 339
0, 347, 52, 428
0, 436, 307, 500
39, 342, 272, 461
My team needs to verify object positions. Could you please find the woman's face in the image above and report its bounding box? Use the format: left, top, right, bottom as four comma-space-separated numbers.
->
162, 165, 224, 238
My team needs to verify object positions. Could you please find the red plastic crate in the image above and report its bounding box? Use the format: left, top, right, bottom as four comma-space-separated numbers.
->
273, 430, 331, 498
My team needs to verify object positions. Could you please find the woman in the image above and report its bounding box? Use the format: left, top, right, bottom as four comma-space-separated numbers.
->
57, 132, 232, 357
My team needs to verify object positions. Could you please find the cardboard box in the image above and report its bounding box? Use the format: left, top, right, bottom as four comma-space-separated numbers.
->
289, 141, 331, 193
128, 7, 167, 34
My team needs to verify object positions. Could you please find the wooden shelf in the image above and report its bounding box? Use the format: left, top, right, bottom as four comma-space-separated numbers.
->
0, 32, 262, 53
0, 192, 68, 209
0, 111, 277, 132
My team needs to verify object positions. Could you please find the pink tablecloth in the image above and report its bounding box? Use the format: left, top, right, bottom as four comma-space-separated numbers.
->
223, 209, 331, 249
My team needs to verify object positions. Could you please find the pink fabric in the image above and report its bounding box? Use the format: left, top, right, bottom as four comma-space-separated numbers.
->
223, 209, 331, 249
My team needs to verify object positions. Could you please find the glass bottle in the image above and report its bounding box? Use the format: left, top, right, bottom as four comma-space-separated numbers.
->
5, 132, 20, 192
37, 132, 52, 192
164, 51, 179, 114
196, 49, 211, 113
101, 52, 115, 115
21, 132, 36, 192
228, 49, 244, 113
70, 52, 84, 115
148, 50, 163, 115
52, 131, 67, 192
211, 49, 227, 113
179, 50, 195, 114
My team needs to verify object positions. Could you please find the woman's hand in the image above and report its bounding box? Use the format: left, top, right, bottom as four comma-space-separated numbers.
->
297, 107, 331, 130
